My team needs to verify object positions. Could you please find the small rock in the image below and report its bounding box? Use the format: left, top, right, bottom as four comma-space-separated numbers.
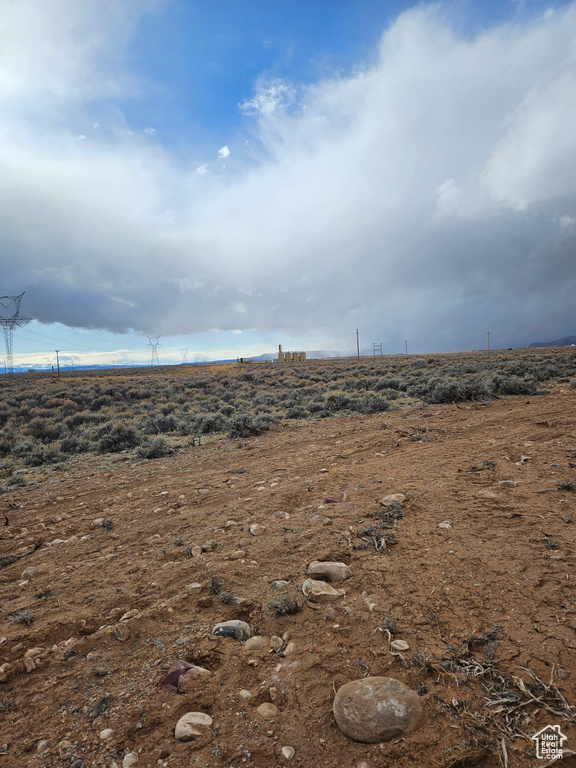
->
24, 647, 44, 659
114, 624, 130, 642
302, 578, 346, 603
174, 712, 213, 742
23, 657, 36, 673
256, 703, 279, 719
382, 494, 406, 504
307, 561, 351, 582
244, 636, 267, 650
249, 523, 266, 536
239, 689, 253, 699
21, 566, 37, 580
196, 596, 213, 609
201, 540, 217, 552
99, 728, 114, 740
123, 751, 138, 767
58, 739, 74, 755
70, 761, 84, 768
36, 739, 50, 752
50, 539, 66, 545
390, 640, 410, 652
269, 636, 283, 650
90, 518, 105, 529
283, 641, 297, 655
183, 582, 203, 594
212, 620, 251, 640
229, 550, 246, 560
436, 521, 452, 529
178, 666, 211, 693
163, 660, 210, 692
333, 677, 422, 742
120, 609, 140, 621
499, 480, 516, 488
271, 580, 290, 591
281, 746, 296, 760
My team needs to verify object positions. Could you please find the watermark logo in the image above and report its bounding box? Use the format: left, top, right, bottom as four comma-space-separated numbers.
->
532, 724, 567, 760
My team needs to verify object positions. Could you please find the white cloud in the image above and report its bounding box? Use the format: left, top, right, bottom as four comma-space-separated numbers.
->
144, 127, 156, 136
1, 1, 576, 350
239, 78, 296, 116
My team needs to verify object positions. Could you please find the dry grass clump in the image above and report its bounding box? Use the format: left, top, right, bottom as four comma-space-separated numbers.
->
412, 628, 576, 766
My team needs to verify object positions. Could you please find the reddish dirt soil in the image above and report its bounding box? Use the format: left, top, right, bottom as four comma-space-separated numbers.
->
1, 386, 575, 768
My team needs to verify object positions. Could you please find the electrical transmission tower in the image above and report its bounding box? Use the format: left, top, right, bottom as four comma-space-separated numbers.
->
180, 347, 188, 364
147, 336, 160, 366
0, 293, 29, 374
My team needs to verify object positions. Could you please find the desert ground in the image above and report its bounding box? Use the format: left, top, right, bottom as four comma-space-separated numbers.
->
1, 350, 575, 767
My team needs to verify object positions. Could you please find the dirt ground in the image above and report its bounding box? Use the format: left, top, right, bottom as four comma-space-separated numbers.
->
1, 384, 575, 768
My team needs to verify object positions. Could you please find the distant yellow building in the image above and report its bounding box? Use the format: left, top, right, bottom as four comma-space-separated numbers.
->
277, 345, 306, 363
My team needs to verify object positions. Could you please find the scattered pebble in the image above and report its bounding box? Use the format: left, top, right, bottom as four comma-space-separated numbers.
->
390, 640, 410, 652
249, 523, 266, 536
382, 494, 406, 504
256, 703, 279, 719
244, 636, 267, 650
122, 752, 138, 767
307, 560, 350, 582
114, 624, 130, 642
212, 620, 251, 640
174, 712, 213, 742
302, 578, 346, 603
281, 746, 296, 760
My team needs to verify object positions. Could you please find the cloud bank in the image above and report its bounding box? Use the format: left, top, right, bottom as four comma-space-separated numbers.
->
1, 1, 576, 350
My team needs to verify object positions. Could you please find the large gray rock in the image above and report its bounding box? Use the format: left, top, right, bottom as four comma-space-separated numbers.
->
333, 677, 422, 742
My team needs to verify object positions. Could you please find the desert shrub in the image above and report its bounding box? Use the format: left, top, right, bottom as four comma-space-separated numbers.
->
350, 394, 391, 414
6, 474, 27, 487
27, 444, 65, 466
97, 422, 141, 453
24, 417, 62, 443
137, 436, 172, 459
197, 413, 225, 434
492, 375, 536, 396
285, 406, 309, 419
324, 392, 351, 412
90, 395, 113, 411
144, 413, 180, 434
59, 436, 91, 454
227, 412, 264, 438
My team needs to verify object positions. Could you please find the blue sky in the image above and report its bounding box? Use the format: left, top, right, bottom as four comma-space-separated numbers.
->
1, 0, 575, 368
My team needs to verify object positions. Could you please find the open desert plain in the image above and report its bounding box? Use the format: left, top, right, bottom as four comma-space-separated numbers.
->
1, 348, 576, 768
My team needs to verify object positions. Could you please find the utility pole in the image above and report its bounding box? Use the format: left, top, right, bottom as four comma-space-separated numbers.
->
356, 329, 360, 362
405, 340, 408, 356
55, 350, 60, 378
487, 331, 491, 352
181, 348, 188, 364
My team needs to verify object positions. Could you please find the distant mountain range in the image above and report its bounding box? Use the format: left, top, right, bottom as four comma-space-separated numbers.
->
527, 335, 576, 348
